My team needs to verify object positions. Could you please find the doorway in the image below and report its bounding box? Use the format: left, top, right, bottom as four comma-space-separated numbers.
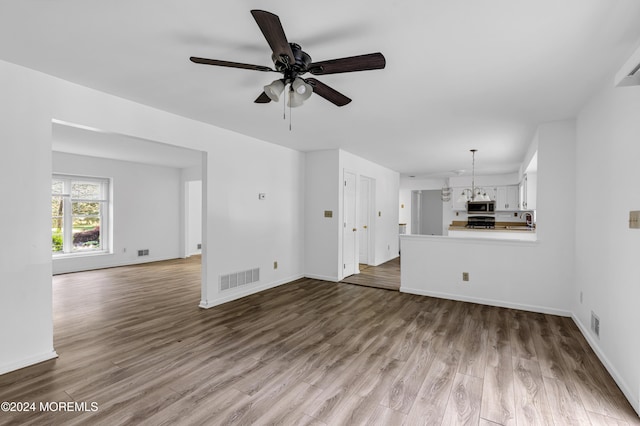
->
411, 190, 443, 235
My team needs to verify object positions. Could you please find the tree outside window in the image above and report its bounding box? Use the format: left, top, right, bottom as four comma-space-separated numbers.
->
52, 175, 109, 255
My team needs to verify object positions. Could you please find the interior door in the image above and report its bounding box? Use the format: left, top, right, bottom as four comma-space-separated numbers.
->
359, 176, 371, 264
343, 171, 357, 278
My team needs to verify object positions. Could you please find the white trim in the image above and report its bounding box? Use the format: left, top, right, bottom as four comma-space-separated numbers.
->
399, 286, 571, 317
199, 274, 304, 309
572, 314, 640, 417
0, 351, 58, 376
303, 274, 340, 283
53, 255, 178, 275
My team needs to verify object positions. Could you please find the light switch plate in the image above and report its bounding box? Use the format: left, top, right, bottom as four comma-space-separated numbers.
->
629, 211, 640, 228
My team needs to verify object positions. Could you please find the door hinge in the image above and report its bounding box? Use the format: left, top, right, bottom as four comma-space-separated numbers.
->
343, 264, 346, 269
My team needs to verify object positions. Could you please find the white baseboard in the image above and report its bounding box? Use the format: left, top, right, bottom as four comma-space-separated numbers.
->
400, 286, 572, 317
303, 274, 339, 283
53, 255, 180, 275
572, 314, 640, 417
199, 274, 304, 309
0, 350, 58, 376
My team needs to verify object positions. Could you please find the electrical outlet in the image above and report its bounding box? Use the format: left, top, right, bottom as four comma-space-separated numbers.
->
462, 272, 469, 282
273, 261, 278, 269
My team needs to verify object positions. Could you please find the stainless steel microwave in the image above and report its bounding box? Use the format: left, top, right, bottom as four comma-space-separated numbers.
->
467, 200, 495, 214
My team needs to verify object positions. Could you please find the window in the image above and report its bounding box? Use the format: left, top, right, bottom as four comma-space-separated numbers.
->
52, 175, 110, 256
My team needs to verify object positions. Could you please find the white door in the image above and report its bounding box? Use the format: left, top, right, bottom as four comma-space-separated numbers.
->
343, 171, 358, 278
359, 176, 371, 264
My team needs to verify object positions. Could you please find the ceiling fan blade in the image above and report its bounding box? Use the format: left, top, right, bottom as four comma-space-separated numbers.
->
190, 57, 274, 72
254, 92, 272, 104
308, 52, 386, 75
305, 78, 352, 107
250, 10, 295, 66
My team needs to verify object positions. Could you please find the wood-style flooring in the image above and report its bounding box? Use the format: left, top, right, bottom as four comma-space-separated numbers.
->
340, 258, 400, 291
0, 256, 638, 425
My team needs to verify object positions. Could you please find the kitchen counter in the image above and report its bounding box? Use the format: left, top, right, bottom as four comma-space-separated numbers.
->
447, 221, 537, 241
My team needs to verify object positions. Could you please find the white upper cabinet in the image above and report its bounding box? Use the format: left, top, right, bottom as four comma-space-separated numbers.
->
495, 185, 519, 210
520, 173, 537, 210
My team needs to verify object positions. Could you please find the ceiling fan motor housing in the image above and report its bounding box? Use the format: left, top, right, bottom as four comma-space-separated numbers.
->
273, 43, 312, 81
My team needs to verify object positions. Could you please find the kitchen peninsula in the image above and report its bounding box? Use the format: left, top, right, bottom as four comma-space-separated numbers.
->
447, 220, 537, 241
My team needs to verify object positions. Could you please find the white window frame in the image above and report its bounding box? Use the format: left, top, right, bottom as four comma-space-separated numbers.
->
52, 174, 111, 257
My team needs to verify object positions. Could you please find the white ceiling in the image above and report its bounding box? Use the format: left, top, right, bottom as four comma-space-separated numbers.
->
2, 1, 640, 176
52, 122, 203, 169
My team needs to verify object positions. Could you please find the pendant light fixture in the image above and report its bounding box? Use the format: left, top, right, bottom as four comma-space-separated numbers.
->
457, 149, 488, 203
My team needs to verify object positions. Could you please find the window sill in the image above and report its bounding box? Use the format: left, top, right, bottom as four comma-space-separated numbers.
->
53, 250, 112, 260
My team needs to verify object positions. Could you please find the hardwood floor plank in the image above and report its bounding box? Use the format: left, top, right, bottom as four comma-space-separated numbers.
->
457, 304, 489, 379
510, 311, 538, 361
480, 308, 516, 426
404, 348, 461, 425
384, 338, 437, 414
441, 373, 483, 426
242, 381, 324, 425
0, 256, 636, 425
366, 404, 408, 425
512, 357, 555, 425
542, 376, 591, 425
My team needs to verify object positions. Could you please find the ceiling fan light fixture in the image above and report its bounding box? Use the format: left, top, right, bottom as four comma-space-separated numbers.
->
264, 79, 285, 102
287, 89, 306, 107
292, 78, 313, 100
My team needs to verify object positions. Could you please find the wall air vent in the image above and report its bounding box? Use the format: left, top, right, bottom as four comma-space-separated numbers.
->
220, 268, 260, 291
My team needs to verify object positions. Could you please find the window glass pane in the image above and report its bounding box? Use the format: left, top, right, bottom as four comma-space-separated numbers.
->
51, 219, 64, 253
52, 195, 64, 254
52, 175, 108, 255
72, 182, 101, 200
52, 180, 64, 195
72, 219, 100, 251
72, 201, 100, 216
51, 196, 64, 218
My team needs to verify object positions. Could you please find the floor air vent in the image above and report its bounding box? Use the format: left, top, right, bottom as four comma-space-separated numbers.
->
220, 268, 260, 291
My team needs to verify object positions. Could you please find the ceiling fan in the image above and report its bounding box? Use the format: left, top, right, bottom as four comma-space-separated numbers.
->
189, 10, 386, 107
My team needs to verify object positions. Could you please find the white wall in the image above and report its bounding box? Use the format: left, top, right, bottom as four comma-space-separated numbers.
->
575, 78, 640, 412
304, 149, 400, 281
0, 60, 57, 374
340, 150, 400, 268
0, 58, 306, 374
186, 180, 202, 257
401, 119, 576, 315
52, 152, 183, 274
304, 150, 340, 281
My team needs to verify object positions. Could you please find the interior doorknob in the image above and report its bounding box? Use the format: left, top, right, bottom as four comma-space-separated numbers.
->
352, 228, 357, 232
363, 225, 368, 229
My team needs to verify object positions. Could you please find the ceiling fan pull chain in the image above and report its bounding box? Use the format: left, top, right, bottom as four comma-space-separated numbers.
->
289, 101, 292, 131
283, 90, 286, 120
